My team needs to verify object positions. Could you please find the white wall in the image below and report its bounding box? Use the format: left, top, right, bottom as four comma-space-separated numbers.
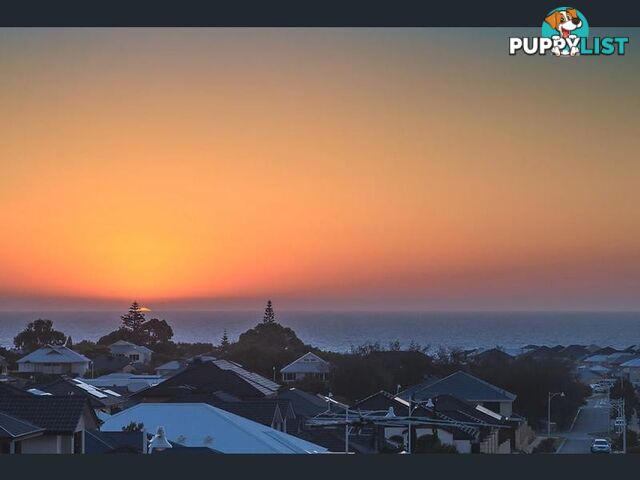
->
21, 435, 61, 454
18, 362, 89, 375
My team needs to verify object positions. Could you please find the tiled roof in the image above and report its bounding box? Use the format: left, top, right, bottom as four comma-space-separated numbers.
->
0, 411, 44, 439
37, 377, 124, 407
130, 362, 267, 400
0, 396, 96, 433
0, 381, 30, 397
399, 371, 516, 403
17, 345, 90, 364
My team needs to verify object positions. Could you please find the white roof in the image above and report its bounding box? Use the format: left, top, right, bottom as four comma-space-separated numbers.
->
17, 345, 90, 364
280, 352, 330, 374
101, 403, 327, 454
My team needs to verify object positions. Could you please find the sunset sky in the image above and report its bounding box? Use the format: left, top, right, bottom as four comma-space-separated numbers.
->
0, 28, 639, 310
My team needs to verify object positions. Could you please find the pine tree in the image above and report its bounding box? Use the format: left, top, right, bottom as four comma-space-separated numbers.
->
221, 329, 230, 349
263, 300, 275, 324
121, 301, 146, 338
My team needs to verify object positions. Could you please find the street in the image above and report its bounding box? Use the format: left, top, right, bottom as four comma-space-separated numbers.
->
557, 394, 609, 454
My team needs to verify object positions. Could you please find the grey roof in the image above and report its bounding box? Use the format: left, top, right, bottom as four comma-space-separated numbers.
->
156, 360, 184, 371
277, 388, 331, 418
583, 354, 610, 363
0, 411, 44, 440
399, 371, 516, 403
109, 341, 153, 355
280, 352, 330, 374
17, 345, 90, 364
621, 357, 640, 368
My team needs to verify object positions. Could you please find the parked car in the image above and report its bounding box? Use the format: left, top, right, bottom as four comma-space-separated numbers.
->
591, 438, 612, 454
591, 384, 609, 394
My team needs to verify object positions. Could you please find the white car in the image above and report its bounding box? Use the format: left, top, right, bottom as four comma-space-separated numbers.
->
591, 438, 612, 454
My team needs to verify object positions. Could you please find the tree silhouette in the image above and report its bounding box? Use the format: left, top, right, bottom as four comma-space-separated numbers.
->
263, 300, 275, 324
121, 301, 146, 343
142, 318, 174, 345
13, 319, 67, 352
221, 329, 230, 349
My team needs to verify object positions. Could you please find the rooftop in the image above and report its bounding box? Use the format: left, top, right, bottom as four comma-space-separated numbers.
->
0, 396, 97, 434
0, 411, 44, 440
17, 345, 91, 365
100, 403, 327, 454
399, 371, 516, 403
281, 352, 330, 374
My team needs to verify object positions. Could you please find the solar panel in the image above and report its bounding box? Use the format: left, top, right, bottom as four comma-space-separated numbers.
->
27, 388, 52, 396
73, 379, 109, 398
213, 360, 280, 394
102, 389, 122, 397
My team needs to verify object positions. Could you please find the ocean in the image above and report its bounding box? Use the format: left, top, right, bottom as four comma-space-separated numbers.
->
1, 310, 639, 353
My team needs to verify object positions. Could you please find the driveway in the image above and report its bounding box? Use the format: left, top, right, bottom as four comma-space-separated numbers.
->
557, 394, 609, 454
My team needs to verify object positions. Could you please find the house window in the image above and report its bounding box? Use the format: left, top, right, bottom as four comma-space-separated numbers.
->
129, 354, 140, 362
283, 373, 296, 381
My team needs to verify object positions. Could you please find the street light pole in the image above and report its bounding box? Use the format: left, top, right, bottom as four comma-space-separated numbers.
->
622, 398, 627, 454
548, 392, 565, 438
345, 406, 349, 454
407, 396, 413, 454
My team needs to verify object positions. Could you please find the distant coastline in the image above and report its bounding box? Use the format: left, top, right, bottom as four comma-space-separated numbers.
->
0, 310, 638, 352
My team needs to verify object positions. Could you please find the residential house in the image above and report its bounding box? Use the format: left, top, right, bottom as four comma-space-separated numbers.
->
472, 348, 514, 366
155, 360, 185, 377
0, 396, 99, 453
35, 376, 125, 413
280, 352, 330, 384
353, 391, 481, 453
621, 357, 640, 385
90, 354, 134, 376
398, 370, 517, 417
212, 359, 280, 395
109, 341, 153, 364
207, 399, 294, 432
128, 362, 277, 403
0, 412, 45, 454
80, 373, 165, 394
17, 345, 91, 376
100, 403, 327, 453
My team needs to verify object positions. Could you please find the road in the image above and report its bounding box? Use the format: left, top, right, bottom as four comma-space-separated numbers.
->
557, 394, 609, 454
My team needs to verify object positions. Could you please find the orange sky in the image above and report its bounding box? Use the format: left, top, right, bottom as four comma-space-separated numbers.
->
0, 28, 639, 310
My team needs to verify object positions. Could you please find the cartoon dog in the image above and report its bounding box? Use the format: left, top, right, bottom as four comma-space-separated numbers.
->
544, 8, 582, 56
